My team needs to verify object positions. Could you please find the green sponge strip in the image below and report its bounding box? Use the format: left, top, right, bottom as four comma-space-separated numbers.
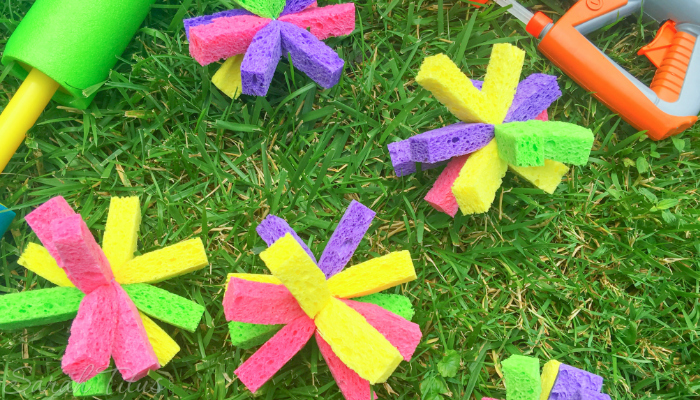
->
72, 372, 112, 397
495, 121, 594, 167
228, 321, 283, 350
123, 283, 204, 333
2, 0, 155, 109
0, 287, 84, 330
502, 355, 541, 400
355, 293, 416, 321
234, 0, 285, 18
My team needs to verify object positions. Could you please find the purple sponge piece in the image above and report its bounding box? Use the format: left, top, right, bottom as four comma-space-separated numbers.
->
471, 79, 483, 90
409, 122, 494, 164
257, 214, 316, 263
388, 140, 416, 177
318, 200, 375, 278
241, 20, 282, 96
184, 9, 252, 39
550, 364, 604, 400
504, 74, 561, 123
571, 389, 610, 400
281, 0, 316, 16
279, 21, 344, 89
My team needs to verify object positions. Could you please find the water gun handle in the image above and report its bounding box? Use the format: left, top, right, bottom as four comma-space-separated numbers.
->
0, 68, 59, 173
646, 24, 696, 103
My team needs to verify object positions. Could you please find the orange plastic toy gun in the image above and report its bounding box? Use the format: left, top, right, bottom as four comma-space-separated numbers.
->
495, 0, 700, 141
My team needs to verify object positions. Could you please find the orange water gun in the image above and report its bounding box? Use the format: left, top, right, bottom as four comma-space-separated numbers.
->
495, 0, 700, 141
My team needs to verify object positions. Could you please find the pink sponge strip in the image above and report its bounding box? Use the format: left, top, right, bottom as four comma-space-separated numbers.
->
51, 215, 113, 294
235, 315, 316, 393
316, 332, 370, 400
343, 299, 421, 361
224, 278, 306, 324
278, 3, 355, 40
24, 196, 75, 266
189, 15, 272, 65
535, 110, 548, 121
424, 155, 469, 217
111, 282, 159, 382
62, 283, 117, 383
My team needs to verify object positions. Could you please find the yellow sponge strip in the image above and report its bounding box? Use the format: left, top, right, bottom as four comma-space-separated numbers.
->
510, 160, 569, 194
102, 197, 141, 271
480, 43, 526, 124
540, 360, 561, 400
212, 55, 244, 99
327, 251, 416, 299
452, 140, 508, 215
315, 298, 402, 384
115, 238, 209, 284
225, 273, 282, 291
17, 243, 73, 287
259, 234, 330, 318
140, 312, 180, 367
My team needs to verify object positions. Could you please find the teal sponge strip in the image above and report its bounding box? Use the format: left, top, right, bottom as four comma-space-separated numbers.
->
355, 293, 416, 321
495, 121, 594, 167
122, 283, 204, 333
0, 287, 84, 330
502, 355, 541, 400
228, 321, 283, 349
72, 371, 112, 397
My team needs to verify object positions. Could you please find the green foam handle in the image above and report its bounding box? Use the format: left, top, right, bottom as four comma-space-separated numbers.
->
0, 286, 84, 330
122, 283, 205, 333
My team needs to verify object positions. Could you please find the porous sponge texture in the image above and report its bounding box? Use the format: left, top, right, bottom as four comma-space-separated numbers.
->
495, 121, 594, 166
279, 21, 345, 89
234, 0, 285, 19
502, 355, 541, 400
509, 161, 569, 194
327, 250, 416, 298
102, 196, 141, 271
0, 287, 84, 329
115, 238, 208, 284
213, 55, 244, 99
409, 123, 493, 164
257, 214, 316, 263
549, 363, 603, 400
316, 332, 370, 400
228, 321, 283, 349
224, 278, 306, 324
18, 243, 73, 287
355, 292, 416, 321
226, 273, 282, 289
241, 21, 282, 96
495, 123, 545, 167
72, 372, 112, 397
424, 155, 469, 217
315, 298, 403, 384
24, 196, 76, 264
452, 140, 508, 215
540, 360, 561, 400
140, 312, 180, 367
481, 44, 527, 124
123, 283, 204, 332
278, 3, 356, 40
189, 15, 272, 65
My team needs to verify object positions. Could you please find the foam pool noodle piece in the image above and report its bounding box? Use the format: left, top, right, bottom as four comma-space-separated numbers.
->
509, 160, 569, 194
343, 299, 421, 361
327, 250, 416, 298
549, 364, 604, 400
114, 238, 208, 284
257, 214, 316, 262
228, 321, 283, 350
213, 55, 244, 99
315, 297, 403, 384
409, 123, 494, 164
224, 278, 306, 324
102, 197, 140, 273
123, 283, 205, 332
233, 0, 285, 19
234, 315, 316, 393
24, 196, 75, 264
388, 140, 417, 177
318, 200, 375, 278
502, 355, 541, 400
189, 15, 272, 65
17, 243, 73, 287
570, 389, 610, 400
184, 9, 252, 39
0, 286, 84, 330
51, 215, 114, 294
281, 0, 318, 16
316, 332, 371, 400
62, 284, 117, 383
452, 140, 508, 215
279, 22, 344, 89
0, 204, 15, 237
354, 293, 415, 321
140, 312, 180, 367
72, 372, 113, 397
1, 0, 155, 109
241, 21, 282, 96
540, 360, 561, 400
424, 155, 469, 217
259, 233, 331, 318
504, 74, 562, 123
111, 282, 159, 382
279, 3, 356, 40
535, 110, 549, 121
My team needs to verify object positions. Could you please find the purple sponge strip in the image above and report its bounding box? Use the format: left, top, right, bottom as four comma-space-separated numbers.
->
241, 21, 282, 96
504, 74, 561, 123
318, 200, 375, 278
388, 140, 416, 177
184, 9, 252, 39
256, 214, 316, 263
571, 389, 610, 400
279, 21, 344, 89
281, 0, 316, 16
550, 364, 604, 400
409, 122, 494, 164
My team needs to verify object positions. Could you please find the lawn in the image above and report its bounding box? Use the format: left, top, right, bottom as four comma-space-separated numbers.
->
1, 0, 698, 399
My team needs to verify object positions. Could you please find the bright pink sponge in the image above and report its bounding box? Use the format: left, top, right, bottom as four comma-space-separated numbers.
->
190, 15, 272, 65
424, 155, 469, 217
224, 278, 306, 324
278, 3, 355, 40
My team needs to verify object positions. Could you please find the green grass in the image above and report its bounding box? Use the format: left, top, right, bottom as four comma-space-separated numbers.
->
1, 0, 699, 399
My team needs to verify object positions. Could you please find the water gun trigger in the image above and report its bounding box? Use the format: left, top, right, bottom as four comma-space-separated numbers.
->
638, 21, 678, 68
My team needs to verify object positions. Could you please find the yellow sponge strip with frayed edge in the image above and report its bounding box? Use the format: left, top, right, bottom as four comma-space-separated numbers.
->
140, 312, 180, 367
213, 55, 244, 99
315, 297, 402, 384
115, 238, 209, 284
540, 360, 561, 400
452, 140, 508, 215
481, 43, 526, 124
259, 234, 330, 318
225, 273, 282, 291
510, 160, 569, 194
327, 251, 416, 299
17, 243, 73, 287
102, 196, 141, 272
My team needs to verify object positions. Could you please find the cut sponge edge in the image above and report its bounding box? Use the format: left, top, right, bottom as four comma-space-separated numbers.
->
102, 196, 141, 272
0, 286, 84, 330
550, 363, 604, 399
189, 15, 272, 65
279, 21, 344, 89
327, 250, 416, 299
140, 312, 181, 367
502, 355, 541, 400
115, 238, 209, 284
316, 332, 370, 400
509, 160, 569, 195
540, 360, 561, 400
123, 283, 205, 332
72, 371, 113, 397
213, 55, 244, 99
424, 155, 469, 217
18, 243, 73, 287
452, 140, 508, 215
224, 278, 306, 324
278, 3, 355, 40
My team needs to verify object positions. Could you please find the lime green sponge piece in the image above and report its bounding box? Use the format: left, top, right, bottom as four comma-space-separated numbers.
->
355, 293, 415, 321
502, 355, 541, 400
122, 283, 204, 333
228, 321, 284, 350
495, 121, 594, 167
0, 287, 84, 330
234, 0, 286, 18
72, 372, 112, 397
